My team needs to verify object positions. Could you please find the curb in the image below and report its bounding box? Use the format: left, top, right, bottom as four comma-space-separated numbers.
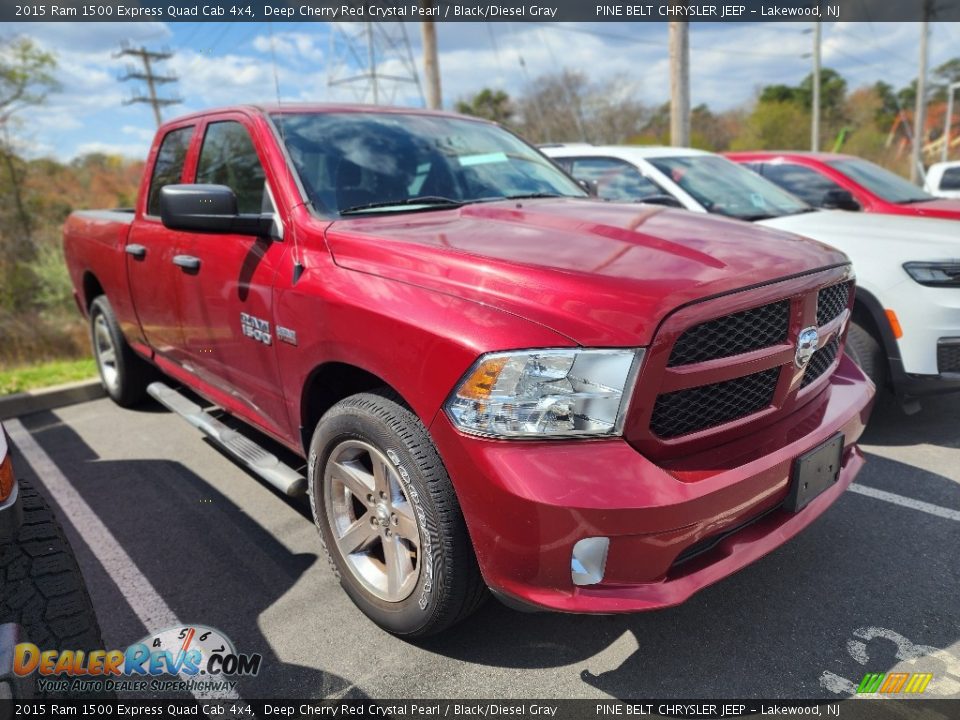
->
0, 379, 105, 421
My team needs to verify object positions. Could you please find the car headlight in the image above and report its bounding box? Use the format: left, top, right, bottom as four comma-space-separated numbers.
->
903, 261, 960, 287
445, 348, 643, 439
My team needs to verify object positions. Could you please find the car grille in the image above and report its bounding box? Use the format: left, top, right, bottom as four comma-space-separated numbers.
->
668, 300, 789, 366
801, 337, 840, 388
817, 281, 852, 327
637, 270, 855, 447
650, 367, 780, 439
938, 340, 960, 373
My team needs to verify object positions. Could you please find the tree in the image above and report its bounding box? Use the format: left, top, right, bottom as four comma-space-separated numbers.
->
798, 68, 847, 116
730, 100, 811, 151
0, 36, 59, 311
514, 70, 648, 145
455, 88, 514, 125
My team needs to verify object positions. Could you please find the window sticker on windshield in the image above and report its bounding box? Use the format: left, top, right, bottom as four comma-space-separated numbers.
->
458, 152, 508, 167
750, 192, 767, 208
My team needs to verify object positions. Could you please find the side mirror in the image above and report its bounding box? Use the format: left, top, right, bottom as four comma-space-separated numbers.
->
159, 184, 275, 236
637, 194, 684, 208
577, 178, 600, 197
820, 189, 860, 211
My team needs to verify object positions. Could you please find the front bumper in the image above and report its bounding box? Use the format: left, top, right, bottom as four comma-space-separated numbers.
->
0, 480, 22, 543
429, 354, 874, 613
886, 280, 960, 378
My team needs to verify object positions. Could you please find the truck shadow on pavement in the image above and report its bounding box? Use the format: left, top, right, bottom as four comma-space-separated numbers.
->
861, 393, 959, 449
12, 409, 367, 700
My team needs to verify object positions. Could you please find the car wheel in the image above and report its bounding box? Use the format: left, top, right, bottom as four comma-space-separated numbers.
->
308, 390, 486, 637
0, 481, 110, 698
845, 322, 887, 388
89, 295, 152, 407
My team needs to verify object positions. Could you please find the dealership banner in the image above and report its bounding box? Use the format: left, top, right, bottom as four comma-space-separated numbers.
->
2, 699, 959, 719
5, 0, 960, 23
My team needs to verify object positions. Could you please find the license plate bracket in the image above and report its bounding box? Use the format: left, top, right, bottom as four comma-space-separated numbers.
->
785, 433, 845, 513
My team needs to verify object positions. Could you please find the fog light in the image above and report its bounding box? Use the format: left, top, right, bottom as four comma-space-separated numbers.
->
571, 537, 609, 586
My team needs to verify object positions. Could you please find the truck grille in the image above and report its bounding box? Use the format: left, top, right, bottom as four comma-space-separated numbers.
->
650, 367, 779, 439
801, 337, 840, 388
668, 300, 789, 366
630, 268, 855, 451
938, 340, 960, 373
817, 281, 852, 327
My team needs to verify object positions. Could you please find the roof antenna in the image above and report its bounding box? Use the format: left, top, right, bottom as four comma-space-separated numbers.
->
269, 22, 305, 285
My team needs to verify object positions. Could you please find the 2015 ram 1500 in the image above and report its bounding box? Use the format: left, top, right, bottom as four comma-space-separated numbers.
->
64, 105, 874, 636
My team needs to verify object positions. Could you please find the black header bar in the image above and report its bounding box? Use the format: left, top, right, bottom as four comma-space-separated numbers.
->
5, 0, 960, 23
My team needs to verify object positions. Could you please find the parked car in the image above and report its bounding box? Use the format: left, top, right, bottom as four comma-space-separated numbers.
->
543, 145, 960, 406
725, 151, 960, 219
924, 160, 960, 199
64, 106, 874, 636
0, 424, 107, 698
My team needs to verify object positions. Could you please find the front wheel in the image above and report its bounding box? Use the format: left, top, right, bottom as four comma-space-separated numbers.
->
307, 391, 486, 637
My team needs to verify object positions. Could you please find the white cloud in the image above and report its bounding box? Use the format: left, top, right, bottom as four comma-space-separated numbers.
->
251, 32, 325, 64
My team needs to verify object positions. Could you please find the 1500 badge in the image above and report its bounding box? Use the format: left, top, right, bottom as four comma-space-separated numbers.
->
240, 313, 271, 345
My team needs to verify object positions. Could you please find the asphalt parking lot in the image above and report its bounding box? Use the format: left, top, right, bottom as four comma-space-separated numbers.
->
5, 390, 959, 700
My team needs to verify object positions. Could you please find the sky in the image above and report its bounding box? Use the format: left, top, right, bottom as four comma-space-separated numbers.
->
6, 20, 960, 161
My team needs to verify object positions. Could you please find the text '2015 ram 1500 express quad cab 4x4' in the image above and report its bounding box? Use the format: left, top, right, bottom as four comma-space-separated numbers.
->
63, 106, 875, 637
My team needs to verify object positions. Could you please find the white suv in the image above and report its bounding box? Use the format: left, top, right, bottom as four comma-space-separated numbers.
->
543, 145, 960, 407
925, 161, 960, 199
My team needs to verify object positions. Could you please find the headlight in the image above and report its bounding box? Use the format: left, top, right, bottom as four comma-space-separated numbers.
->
903, 261, 960, 287
445, 348, 643, 439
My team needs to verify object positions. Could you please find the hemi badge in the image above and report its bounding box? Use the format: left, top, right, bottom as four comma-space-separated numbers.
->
277, 326, 298, 346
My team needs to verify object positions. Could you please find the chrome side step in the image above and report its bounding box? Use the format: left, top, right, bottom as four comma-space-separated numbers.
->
147, 382, 306, 497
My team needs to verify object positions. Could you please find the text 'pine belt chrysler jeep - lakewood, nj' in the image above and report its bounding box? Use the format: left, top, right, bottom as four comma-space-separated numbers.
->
63, 106, 875, 636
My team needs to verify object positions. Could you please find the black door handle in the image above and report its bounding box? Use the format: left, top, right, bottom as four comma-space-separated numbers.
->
125, 244, 147, 259
172, 255, 201, 272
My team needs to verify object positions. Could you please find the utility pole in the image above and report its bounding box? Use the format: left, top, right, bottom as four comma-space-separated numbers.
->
811, 20, 821, 152
669, 18, 690, 147
941, 80, 959, 163
420, 16, 442, 109
911, 7, 931, 183
116, 45, 181, 128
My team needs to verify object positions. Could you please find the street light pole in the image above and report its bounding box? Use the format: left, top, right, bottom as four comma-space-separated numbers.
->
811, 21, 821, 152
943, 81, 960, 163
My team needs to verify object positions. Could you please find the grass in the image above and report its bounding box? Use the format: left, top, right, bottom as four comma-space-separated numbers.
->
0, 358, 98, 396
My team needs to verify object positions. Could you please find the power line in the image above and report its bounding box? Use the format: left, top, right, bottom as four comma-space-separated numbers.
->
115, 44, 182, 128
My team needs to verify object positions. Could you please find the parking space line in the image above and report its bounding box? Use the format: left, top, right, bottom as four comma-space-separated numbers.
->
5, 418, 240, 701
849, 483, 960, 522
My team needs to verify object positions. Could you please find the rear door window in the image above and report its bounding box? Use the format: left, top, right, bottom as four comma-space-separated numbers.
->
196, 121, 268, 214
569, 157, 663, 201
761, 163, 844, 207
146, 126, 194, 217
940, 167, 960, 191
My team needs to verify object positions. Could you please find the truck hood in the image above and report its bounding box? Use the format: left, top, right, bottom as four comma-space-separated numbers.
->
325, 199, 847, 346
761, 210, 959, 291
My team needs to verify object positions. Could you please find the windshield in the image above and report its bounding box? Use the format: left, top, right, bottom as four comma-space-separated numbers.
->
828, 158, 932, 204
647, 155, 811, 220
271, 112, 585, 215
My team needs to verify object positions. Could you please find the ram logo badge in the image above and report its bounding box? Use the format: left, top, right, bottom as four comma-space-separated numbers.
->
795, 326, 819, 368
240, 313, 271, 345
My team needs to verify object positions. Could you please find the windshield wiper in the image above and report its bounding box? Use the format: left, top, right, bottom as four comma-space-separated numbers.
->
899, 197, 933, 205
339, 196, 465, 215
740, 213, 779, 221
502, 192, 569, 200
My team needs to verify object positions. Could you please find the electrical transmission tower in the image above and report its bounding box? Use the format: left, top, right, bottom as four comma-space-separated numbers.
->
116, 44, 182, 127
327, 18, 423, 106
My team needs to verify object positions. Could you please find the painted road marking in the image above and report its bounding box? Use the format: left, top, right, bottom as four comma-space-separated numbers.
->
820, 627, 960, 697
5, 418, 240, 701
849, 483, 960, 522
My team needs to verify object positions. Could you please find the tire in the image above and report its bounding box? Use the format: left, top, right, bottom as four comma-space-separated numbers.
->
845, 322, 887, 388
0, 481, 109, 698
307, 390, 486, 637
89, 295, 152, 407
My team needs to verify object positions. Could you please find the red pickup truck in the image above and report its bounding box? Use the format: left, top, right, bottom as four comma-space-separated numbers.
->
64, 105, 874, 636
